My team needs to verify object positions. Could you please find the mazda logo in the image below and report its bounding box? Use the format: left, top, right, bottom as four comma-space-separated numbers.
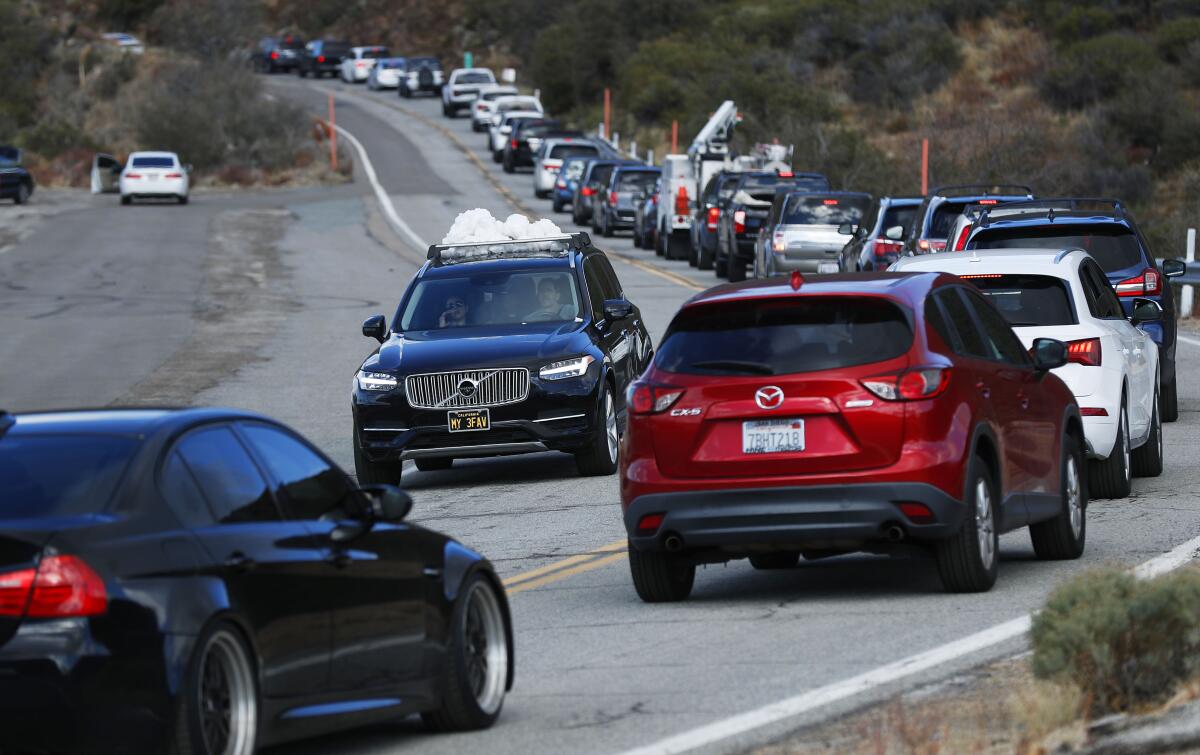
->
458, 379, 477, 397
755, 386, 785, 410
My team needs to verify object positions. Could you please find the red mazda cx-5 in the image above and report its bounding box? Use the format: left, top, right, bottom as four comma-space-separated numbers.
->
620, 272, 1087, 601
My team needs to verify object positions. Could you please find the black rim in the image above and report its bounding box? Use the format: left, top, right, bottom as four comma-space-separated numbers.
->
465, 598, 488, 697
201, 650, 232, 752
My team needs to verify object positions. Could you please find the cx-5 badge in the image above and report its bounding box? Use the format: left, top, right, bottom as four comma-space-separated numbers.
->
755, 386, 785, 410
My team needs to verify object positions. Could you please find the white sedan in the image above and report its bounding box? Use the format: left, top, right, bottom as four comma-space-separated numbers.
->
367, 58, 405, 89
340, 46, 389, 83
892, 247, 1162, 498
119, 151, 189, 205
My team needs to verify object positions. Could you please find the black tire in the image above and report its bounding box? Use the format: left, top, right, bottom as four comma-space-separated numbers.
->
715, 256, 728, 278
552, 198, 564, 213
14, 183, 29, 205
665, 231, 688, 260
442, 102, 452, 117
502, 158, 514, 174
727, 261, 747, 282
1030, 431, 1087, 560
698, 244, 714, 271
492, 149, 502, 164
353, 431, 401, 485
633, 225, 643, 247
298, 67, 307, 78
416, 457, 453, 472
1162, 372, 1178, 423
1089, 399, 1131, 498
170, 622, 258, 755
935, 454, 999, 593
400, 85, 410, 98
575, 386, 618, 476
749, 552, 800, 570
178, 195, 188, 205
628, 544, 695, 602
601, 212, 613, 237
422, 573, 510, 732
1132, 383, 1163, 477
120, 194, 131, 206
655, 224, 667, 257
535, 188, 549, 200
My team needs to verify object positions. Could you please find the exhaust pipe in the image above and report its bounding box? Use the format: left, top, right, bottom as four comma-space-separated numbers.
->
885, 524, 905, 543
664, 534, 684, 552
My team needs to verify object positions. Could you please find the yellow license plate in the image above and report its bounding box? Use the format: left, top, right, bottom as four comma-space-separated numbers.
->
448, 408, 490, 432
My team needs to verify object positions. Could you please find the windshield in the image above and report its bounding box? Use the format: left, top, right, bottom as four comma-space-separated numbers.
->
399, 269, 583, 330
962, 274, 1077, 327
656, 298, 912, 376
0, 434, 138, 520
588, 164, 617, 185
550, 144, 598, 159
0, 147, 19, 168
131, 156, 175, 168
617, 171, 660, 192
970, 225, 1144, 272
928, 202, 969, 239
498, 99, 539, 113
562, 159, 588, 180
783, 196, 870, 225
879, 204, 918, 236
324, 42, 350, 56
458, 72, 493, 84
379, 59, 405, 69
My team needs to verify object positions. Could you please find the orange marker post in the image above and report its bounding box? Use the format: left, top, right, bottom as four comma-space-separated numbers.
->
920, 138, 928, 195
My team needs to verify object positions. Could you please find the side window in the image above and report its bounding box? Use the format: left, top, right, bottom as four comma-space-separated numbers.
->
924, 295, 961, 353
936, 289, 990, 359
240, 424, 353, 520
175, 426, 279, 524
966, 290, 1030, 366
583, 259, 607, 319
596, 255, 623, 299
1086, 262, 1124, 318
161, 451, 215, 528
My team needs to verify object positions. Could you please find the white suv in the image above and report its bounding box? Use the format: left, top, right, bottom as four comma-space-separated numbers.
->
469, 85, 518, 131
441, 68, 496, 117
893, 247, 1163, 498
340, 46, 389, 83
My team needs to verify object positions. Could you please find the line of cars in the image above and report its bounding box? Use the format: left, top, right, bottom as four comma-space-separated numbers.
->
251, 34, 446, 97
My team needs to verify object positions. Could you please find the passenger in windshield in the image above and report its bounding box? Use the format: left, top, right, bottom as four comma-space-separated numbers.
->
526, 279, 573, 321
439, 295, 469, 327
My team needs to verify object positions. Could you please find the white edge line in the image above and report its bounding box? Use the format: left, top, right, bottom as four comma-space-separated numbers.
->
1177, 333, 1200, 348
332, 123, 429, 254
619, 533, 1200, 755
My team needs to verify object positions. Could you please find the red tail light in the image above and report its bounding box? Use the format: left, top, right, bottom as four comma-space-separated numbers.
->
1115, 268, 1161, 297
861, 367, 950, 401
317, 55, 325, 63
651, 195, 658, 205
953, 224, 972, 251
0, 556, 107, 618
627, 383, 683, 415
124, 173, 142, 179
637, 513, 665, 533
477, 103, 487, 111
706, 206, 720, 230
165, 172, 183, 178
898, 502, 935, 524
270, 51, 279, 60
674, 186, 689, 216
609, 191, 619, 206
734, 210, 746, 235
581, 186, 595, 197
778, 170, 793, 177
510, 138, 518, 150
556, 179, 566, 189
1080, 407, 1109, 416
1066, 338, 1101, 366
873, 240, 903, 258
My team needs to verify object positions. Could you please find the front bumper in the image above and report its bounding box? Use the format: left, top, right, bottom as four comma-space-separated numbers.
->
625, 482, 965, 554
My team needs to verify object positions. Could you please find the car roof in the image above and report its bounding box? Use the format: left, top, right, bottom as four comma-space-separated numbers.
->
683, 272, 947, 309
892, 247, 1087, 278
3, 407, 271, 438
613, 165, 659, 173
129, 151, 178, 159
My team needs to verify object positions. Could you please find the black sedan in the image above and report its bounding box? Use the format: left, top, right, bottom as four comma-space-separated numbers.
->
353, 232, 653, 483
0, 408, 513, 754
0, 146, 34, 204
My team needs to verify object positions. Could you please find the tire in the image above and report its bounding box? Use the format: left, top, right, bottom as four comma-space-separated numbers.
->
442, 102, 452, 117
698, 244, 714, 271
633, 224, 643, 248
400, 86, 410, 98
715, 256, 728, 278
178, 195, 188, 205
727, 261, 747, 282
665, 231, 688, 260
1132, 383, 1164, 477
535, 188, 549, 200
601, 212, 613, 237
575, 386, 619, 476
120, 194, 131, 206
298, 67, 307, 78
749, 552, 800, 570
502, 158, 514, 174
353, 431, 401, 485
1089, 399, 1131, 498
935, 455, 999, 593
655, 224, 667, 257
422, 574, 510, 732
628, 544, 695, 602
416, 457, 453, 472
170, 623, 257, 755
492, 150, 502, 164
552, 198, 564, 213
1030, 430, 1087, 560
14, 183, 29, 205
1162, 372, 1178, 423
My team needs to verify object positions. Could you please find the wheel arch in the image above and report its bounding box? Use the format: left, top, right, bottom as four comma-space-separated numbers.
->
968, 423, 1001, 500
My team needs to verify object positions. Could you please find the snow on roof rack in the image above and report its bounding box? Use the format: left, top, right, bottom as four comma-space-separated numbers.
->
427, 234, 585, 265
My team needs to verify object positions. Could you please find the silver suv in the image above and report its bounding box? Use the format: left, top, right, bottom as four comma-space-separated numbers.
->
753, 191, 872, 276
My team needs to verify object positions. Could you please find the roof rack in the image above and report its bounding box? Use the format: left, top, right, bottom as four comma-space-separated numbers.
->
977, 197, 1127, 227
1053, 247, 1089, 264
426, 233, 589, 265
929, 184, 1034, 198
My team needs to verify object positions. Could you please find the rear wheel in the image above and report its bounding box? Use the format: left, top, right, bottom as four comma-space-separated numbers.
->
601, 212, 613, 237
1162, 372, 1178, 423
552, 198, 564, 213
535, 188, 549, 200
628, 544, 695, 602
698, 243, 714, 270
749, 552, 800, 570
935, 455, 999, 593
666, 230, 688, 260
1132, 384, 1163, 477
655, 223, 667, 257
14, 183, 29, 205
178, 194, 188, 205
353, 430, 401, 484
121, 194, 131, 206
171, 623, 257, 755
715, 255, 728, 278
416, 457, 453, 472
633, 223, 643, 247
575, 386, 619, 476
1030, 431, 1087, 559
727, 261, 747, 282
1089, 400, 1131, 498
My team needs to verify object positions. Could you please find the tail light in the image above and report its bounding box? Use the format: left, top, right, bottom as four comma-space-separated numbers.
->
873, 240, 903, 258
861, 367, 950, 401
510, 138, 518, 150
637, 513, 665, 534
1066, 338, 1101, 366
651, 195, 658, 206
270, 51, 279, 60
627, 382, 683, 414
581, 186, 595, 197
898, 502, 935, 524
706, 206, 720, 230
0, 555, 107, 618
609, 191, 619, 206
477, 103, 487, 111
953, 224, 972, 251
674, 186, 689, 216
317, 55, 325, 63
1080, 407, 1109, 416
356, 61, 367, 67
1115, 268, 1161, 297
778, 170, 793, 177
165, 172, 183, 178
556, 179, 566, 189
734, 210, 746, 235
124, 173, 142, 179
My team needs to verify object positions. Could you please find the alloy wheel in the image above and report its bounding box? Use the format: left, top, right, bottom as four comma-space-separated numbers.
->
463, 581, 508, 715
605, 390, 618, 464
1066, 453, 1082, 539
975, 478, 995, 570
198, 630, 256, 755
1121, 407, 1131, 485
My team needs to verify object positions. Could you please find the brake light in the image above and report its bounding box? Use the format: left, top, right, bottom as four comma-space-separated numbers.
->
627, 383, 683, 414
556, 179, 566, 189
822, 199, 839, 205
317, 55, 325, 63
790, 270, 804, 289
270, 51, 279, 60
356, 61, 366, 67
778, 170, 793, 177
734, 210, 746, 235
773, 233, 786, 253
873, 240, 903, 257
581, 186, 595, 197
0, 556, 107, 618
917, 239, 929, 252
977, 199, 998, 205
953, 224, 972, 251
706, 206, 720, 230
165, 172, 183, 178
1066, 338, 1101, 366
1080, 407, 1109, 416
124, 173, 142, 179
1115, 268, 1161, 297
861, 368, 950, 401
609, 191, 619, 206
510, 139, 518, 150
674, 186, 689, 216
637, 513, 665, 534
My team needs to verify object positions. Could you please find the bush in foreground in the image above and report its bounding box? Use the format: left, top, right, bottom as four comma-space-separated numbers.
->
1031, 566, 1200, 715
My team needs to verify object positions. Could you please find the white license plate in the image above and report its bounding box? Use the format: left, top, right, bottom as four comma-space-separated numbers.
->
742, 418, 805, 454
818, 261, 840, 273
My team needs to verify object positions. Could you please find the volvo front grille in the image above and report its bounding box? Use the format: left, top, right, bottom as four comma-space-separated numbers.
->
405, 368, 530, 409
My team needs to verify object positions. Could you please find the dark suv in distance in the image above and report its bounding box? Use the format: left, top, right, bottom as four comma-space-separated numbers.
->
691, 170, 745, 270
253, 34, 305, 73
0, 146, 34, 204
595, 165, 660, 237
964, 198, 1185, 422
504, 120, 580, 173
904, 184, 1034, 254
353, 233, 653, 483
839, 196, 923, 271
398, 56, 445, 98
298, 39, 349, 78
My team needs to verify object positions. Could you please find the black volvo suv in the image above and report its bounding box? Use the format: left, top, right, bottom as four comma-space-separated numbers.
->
353, 233, 653, 482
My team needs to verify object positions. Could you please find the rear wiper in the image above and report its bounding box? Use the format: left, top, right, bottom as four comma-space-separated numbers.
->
689, 360, 775, 375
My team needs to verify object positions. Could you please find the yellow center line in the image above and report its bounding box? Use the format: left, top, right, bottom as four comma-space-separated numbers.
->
503, 538, 627, 587
506, 551, 628, 595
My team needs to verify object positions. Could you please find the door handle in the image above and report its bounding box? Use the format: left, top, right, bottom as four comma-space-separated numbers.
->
325, 551, 351, 569
422, 566, 443, 579
976, 381, 990, 399
224, 552, 256, 572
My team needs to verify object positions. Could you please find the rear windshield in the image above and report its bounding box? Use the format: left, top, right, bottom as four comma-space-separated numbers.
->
520, 122, 562, 138
279, 37, 304, 49
970, 226, 1144, 272
880, 205, 918, 236
457, 72, 494, 84
962, 274, 1076, 326
379, 58, 405, 69
656, 298, 913, 376
131, 156, 174, 168
588, 164, 617, 185
928, 202, 968, 239
740, 176, 788, 194
550, 144, 599, 159
617, 171, 660, 192
409, 57, 439, 68
562, 159, 588, 180
498, 98, 540, 111
323, 42, 350, 56
0, 435, 138, 519
784, 196, 870, 225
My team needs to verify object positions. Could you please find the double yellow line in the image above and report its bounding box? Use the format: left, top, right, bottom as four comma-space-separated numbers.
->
503, 538, 628, 595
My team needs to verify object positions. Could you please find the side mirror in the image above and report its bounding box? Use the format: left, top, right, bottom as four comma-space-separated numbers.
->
362, 314, 387, 342
885, 225, 904, 241
1031, 337, 1067, 371
837, 222, 857, 236
604, 298, 634, 320
1161, 258, 1186, 278
359, 484, 413, 522
1130, 297, 1163, 324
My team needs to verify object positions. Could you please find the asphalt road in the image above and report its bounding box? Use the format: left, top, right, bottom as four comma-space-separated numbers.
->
1, 72, 1197, 755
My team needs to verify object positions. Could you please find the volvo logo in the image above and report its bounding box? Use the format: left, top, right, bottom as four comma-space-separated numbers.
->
755, 386, 785, 410
457, 379, 478, 398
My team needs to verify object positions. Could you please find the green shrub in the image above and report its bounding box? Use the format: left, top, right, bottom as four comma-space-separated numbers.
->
1155, 16, 1200, 63
1041, 32, 1162, 109
1031, 566, 1200, 715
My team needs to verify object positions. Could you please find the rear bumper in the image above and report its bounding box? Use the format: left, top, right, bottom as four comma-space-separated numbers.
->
769, 253, 842, 273
625, 482, 965, 553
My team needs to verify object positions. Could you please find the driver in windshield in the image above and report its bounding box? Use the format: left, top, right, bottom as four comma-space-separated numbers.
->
525, 279, 572, 321
439, 295, 469, 327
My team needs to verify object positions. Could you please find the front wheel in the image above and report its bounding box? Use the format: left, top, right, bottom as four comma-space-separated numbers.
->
935, 455, 999, 592
665, 230, 688, 260
628, 545, 695, 602
354, 430, 401, 484
552, 198, 564, 213
423, 574, 510, 731
14, 183, 29, 205
575, 386, 618, 476
1030, 431, 1087, 559
1162, 373, 1178, 423
171, 623, 258, 755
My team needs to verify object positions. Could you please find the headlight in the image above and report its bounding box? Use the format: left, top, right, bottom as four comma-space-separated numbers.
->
540, 355, 595, 380
357, 370, 398, 391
